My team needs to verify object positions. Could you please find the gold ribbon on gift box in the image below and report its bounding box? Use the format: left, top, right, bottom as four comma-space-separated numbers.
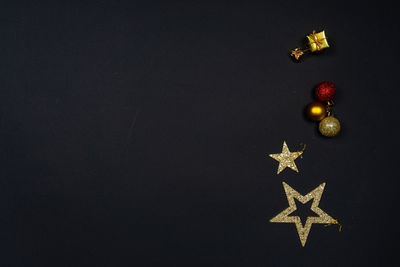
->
291, 30, 330, 61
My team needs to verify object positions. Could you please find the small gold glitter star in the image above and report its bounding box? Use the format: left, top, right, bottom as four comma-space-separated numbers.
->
269, 141, 303, 174
270, 182, 337, 247
291, 48, 304, 60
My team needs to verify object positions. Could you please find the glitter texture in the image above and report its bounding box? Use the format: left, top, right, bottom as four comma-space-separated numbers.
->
270, 182, 335, 247
315, 81, 336, 102
319, 116, 341, 137
269, 141, 303, 174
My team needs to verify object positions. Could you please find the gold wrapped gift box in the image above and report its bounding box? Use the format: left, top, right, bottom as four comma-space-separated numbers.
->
307, 30, 329, 52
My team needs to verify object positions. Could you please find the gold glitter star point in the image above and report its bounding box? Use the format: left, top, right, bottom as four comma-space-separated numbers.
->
269, 141, 303, 174
270, 182, 336, 247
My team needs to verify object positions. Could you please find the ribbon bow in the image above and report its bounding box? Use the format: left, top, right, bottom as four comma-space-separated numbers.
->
309, 30, 326, 51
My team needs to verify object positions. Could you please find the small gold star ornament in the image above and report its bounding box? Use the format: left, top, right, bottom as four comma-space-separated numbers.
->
290, 48, 304, 60
269, 141, 304, 174
270, 182, 340, 247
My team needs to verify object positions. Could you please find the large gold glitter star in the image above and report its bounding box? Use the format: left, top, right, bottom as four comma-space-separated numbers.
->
269, 141, 303, 174
270, 182, 337, 247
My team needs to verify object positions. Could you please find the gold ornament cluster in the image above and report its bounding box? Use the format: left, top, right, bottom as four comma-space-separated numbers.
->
290, 30, 329, 61
266, 29, 342, 247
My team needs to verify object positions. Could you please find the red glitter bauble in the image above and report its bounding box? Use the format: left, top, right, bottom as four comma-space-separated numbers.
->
315, 81, 336, 101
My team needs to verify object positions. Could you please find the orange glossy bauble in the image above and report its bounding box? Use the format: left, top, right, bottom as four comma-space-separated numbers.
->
305, 102, 327, 121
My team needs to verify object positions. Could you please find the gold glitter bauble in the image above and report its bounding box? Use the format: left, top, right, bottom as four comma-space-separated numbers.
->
305, 102, 326, 121
319, 116, 341, 137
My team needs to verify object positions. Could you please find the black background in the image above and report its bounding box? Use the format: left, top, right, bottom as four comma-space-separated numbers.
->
1, 1, 399, 266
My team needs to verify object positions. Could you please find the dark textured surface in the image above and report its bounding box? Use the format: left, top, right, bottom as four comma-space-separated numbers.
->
1, 1, 399, 266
